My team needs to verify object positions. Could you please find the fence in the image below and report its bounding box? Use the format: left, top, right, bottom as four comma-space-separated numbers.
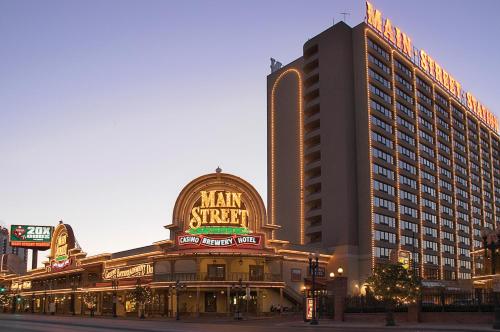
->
345, 289, 497, 313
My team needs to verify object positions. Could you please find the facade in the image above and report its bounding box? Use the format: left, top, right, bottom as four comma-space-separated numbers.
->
0, 227, 28, 274
0, 171, 333, 317
268, 1, 500, 289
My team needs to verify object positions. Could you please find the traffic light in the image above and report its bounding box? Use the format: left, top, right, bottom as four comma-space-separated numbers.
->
0, 286, 5, 293
16, 295, 21, 303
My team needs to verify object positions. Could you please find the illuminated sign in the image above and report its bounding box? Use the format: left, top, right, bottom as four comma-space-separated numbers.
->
11, 281, 31, 291
177, 234, 262, 249
366, 1, 499, 132
103, 263, 153, 280
188, 190, 250, 235
55, 232, 69, 261
51, 258, 71, 271
10, 225, 53, 249
48, 223, 76, 272
306, 298, 315, 320
398, 250, 411, 270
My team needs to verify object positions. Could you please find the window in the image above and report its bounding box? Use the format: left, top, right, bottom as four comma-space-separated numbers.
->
398, 160, 416, 174
397, 116, 415, 132
438, 142, 450, 154
419, 116, 433, 131
395, 60, 411, 77
396, 74, 412, 91
290, 268, 302, 282
422, 212, 437, 224
419, 130, 434, 144
371, 115, 392, 134
373, 213, 396, 227
397, 102, 414, 118
398, 145, 416, 160
417, 90, 432, 105
368, 39, 390, 60
420, 156, 435, 170
400, 205, 418, 218
372, 164, 394, 180
372, 131, 393, 148
400, 189, 417, 204
421, 199, 437, 211
372, 147, 394, 164
421, 171, 436, 183
370, 84, 392, 103
400, 220, 418, 232
375, 230, 396, 243
396, 88, 413, 104
374, 196, 395, 211
374, 247, 391, 258
400, 175, 417, 189
424, 254, 438, 265
421, 184, 436, 196
424, 226, 437, 237
401, 235, 418, 247
369, 54, 390, 74
424, 240, 438, 251
207, 264, 226, 281
370, 68, 391, 89
441, 231, 454, 241
419, 143, 435, 157
417, 103, 433, 119
398, 131, 415, 146
371, 99, 392, 119
442, 244, 455, 254
373, 180, 395, 196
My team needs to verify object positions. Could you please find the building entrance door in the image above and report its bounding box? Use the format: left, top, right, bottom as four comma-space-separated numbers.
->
205, 292, 217, 312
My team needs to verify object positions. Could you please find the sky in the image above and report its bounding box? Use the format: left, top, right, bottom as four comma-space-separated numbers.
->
1, 0, 499, 267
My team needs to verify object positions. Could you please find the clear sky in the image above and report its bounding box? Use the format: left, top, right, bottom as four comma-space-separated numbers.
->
1, 0, 499, 267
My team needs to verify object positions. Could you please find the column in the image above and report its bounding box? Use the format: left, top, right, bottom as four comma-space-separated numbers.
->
196, 287, 200, 317
226, 286, 231, 316
279, 288, 283, 315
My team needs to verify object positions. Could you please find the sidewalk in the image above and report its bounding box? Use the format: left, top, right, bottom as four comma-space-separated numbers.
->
282, 320, 496, 332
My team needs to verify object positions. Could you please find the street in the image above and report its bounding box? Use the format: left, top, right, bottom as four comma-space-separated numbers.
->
0, 314, 495, 332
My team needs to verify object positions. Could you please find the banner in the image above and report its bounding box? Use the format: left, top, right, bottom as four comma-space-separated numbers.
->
177, 234, 262, 249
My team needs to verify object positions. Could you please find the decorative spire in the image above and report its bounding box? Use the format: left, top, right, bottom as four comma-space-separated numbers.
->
216, 166, 222, 174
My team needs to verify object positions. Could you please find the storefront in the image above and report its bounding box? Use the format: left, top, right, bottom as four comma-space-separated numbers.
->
0, 171, 332, 317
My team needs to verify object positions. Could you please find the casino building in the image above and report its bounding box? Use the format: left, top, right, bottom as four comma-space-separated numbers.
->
0, 171, 332, 317
269, 1, 500, 289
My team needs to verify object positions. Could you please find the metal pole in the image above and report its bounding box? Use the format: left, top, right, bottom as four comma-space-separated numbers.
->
176, 281, 180, 321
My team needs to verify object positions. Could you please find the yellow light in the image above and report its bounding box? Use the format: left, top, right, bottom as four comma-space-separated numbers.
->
337, 267, 344, 275
270, 68, 304, 244
329, 272, 335, 278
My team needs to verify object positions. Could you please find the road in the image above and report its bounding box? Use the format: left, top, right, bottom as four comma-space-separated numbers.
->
0, 313, 494, 332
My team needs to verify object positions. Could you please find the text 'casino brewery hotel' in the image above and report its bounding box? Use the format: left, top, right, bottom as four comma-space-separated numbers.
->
268, 1, 500, 289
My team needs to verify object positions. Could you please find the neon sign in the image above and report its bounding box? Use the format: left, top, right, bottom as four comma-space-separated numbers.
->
366, 1, 499, 132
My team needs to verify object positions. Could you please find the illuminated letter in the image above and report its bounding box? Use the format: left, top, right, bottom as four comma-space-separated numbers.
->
216, 192, 226, 207
210, 209, 221, 224
466, 93, 473, 110
189, 207, 202, 229
383, 19, 396, 43
449, 76, 456, 96
366, 1, 383, 32
434, 64, 443, 84
442, 70, 450, 89
395, 27, 403, 49
420, 50, 428, 71
201, 191, 215, 208
401, 33, 412, 57
232, 193, 242, 209
428, 57, 435, 78
241, 210, 249, 228
455, 81, 462, 99
230, 209, 240, 224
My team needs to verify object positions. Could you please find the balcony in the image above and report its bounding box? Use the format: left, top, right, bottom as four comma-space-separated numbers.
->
154, 272, 282, 282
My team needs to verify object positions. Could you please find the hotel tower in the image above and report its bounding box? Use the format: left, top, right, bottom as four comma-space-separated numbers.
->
268, 2, 500, 286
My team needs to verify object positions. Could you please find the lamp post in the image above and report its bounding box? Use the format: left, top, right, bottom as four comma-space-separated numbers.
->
235, 278, 243, 320
175, 280, 185, 321
43, 281, 47, 315
308, 252, 319, 325
481, 227, 500, 329
70, 275, 78, 316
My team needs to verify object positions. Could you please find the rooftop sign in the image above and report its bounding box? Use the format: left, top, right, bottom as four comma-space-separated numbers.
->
366, 1, 499, 132
10, 225, 53, 250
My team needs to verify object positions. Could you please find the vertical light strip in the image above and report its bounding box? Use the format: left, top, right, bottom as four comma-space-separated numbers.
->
365, 29, 376, 269
427, 76, 443, 280
412, 68, 424, 278
270, 69, 304, 244
463, 106, 475, 277
488, 132, 497, 231
446, 94, 460, 279
476, 123, 486, 234
390, 50, 401, 253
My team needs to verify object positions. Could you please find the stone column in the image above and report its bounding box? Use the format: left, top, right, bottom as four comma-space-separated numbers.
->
328, 276, 347, 322
226, 286, 231, 317
279, 288, 284, 315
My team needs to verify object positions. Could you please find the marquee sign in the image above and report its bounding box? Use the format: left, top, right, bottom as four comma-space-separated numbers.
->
49, 223, 76, 271
188, 190, 250, 235
10, 225, 53, 249
177, 234, 262, 249
366, 1, 499, 132
103, 263, 153, 280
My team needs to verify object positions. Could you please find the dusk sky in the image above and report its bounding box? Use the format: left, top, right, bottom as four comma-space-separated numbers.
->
1, 0, 499, 266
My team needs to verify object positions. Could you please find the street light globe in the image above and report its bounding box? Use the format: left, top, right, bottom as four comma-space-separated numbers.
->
337, 267, 344, 276
329, 272, 335, 278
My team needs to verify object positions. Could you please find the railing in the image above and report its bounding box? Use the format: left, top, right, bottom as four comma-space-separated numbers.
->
154, 272, 282, 282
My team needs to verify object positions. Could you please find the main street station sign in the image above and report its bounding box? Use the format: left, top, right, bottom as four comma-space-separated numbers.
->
103, 263, 153, 280
170, 172, 269, 250
178, 189, 262, 249
10, 225, 53, 249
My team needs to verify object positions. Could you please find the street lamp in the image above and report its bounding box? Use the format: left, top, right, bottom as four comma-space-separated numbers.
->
481, 227, 500, 330
329, 272, 335, 279
337, 267, 344, 277
232, 278, 243, 320
308, 252, 319, 325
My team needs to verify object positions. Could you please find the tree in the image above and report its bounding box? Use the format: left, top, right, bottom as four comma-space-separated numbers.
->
82, 292, 97, 316
126, 285, 152, 319
366, 262, 420, 326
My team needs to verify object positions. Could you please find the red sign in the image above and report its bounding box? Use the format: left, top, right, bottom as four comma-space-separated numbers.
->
177, 234, 262, 249
306, 298, 315, 320
51, 258, 71, 271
